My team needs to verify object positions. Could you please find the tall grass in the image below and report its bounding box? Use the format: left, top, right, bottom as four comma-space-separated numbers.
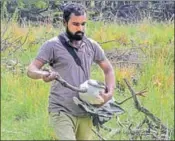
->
1, 19, 174, 140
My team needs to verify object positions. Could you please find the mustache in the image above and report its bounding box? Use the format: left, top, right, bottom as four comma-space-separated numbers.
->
75, 31, 84, 35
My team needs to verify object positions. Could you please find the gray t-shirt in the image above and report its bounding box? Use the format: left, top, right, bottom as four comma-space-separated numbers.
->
36, 32, 106, 116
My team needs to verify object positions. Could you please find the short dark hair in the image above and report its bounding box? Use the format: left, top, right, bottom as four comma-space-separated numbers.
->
63, 3, 87, 22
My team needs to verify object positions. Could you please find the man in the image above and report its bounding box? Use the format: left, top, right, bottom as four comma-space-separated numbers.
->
27, 3, 115, 140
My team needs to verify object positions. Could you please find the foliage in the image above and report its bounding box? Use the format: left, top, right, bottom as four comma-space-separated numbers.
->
1, 0, 174, 25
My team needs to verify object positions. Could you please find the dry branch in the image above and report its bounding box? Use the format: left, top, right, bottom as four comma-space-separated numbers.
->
123, 78, 170, 133
115, 88, 147, 105
98, 39, 119, 44
55, 74, 87, 93
91, 128, 106, 140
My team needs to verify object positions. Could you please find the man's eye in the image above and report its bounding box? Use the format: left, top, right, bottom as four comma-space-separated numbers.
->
73, 23, 80, 26
73, 23, 86, 26
81, 23, 86, 26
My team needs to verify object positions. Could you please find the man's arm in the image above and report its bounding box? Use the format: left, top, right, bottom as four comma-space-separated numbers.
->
27, 59, 58, 82
97, 59, 116, 104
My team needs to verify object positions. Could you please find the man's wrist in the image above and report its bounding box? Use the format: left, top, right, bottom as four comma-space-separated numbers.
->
107, 87, 114, 100
39, 71, 50, 79
106, 86, 114, 93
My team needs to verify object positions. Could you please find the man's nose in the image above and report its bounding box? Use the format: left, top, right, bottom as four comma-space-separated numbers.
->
77, 25, 83, 31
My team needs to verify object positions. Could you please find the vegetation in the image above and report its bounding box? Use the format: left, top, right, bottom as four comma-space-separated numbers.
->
2, 0, 174, 25
1, 4, 174, 140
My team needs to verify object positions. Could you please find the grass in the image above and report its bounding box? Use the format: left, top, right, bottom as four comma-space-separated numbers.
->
1, 19, 174, 140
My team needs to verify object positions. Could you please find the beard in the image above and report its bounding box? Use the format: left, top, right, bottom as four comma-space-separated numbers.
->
66, 27, 84, 41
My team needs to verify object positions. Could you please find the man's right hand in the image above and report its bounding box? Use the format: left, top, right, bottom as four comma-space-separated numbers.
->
42, 71, 59, 82
27, 59, 59, 82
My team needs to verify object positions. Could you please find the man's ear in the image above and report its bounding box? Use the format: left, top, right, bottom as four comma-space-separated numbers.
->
63, 19, 67, 27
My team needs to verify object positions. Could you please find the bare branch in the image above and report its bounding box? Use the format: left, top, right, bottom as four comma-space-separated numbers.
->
123, 78, 170, 133
55, 75, 87, 93
98, 39, 118, 45
91, 128, 106, 140
115, 88, 147, 105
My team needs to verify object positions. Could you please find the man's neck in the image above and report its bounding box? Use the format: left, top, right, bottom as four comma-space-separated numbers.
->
70, 40, 83, 48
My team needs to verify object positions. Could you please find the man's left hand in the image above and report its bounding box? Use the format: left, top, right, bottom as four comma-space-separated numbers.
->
94, 91, 113, 107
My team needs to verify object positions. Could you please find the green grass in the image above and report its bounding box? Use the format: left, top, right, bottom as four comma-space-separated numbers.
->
1, 20, 174, 140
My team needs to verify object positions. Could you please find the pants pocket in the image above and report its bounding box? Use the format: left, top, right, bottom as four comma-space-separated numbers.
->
49, 111, 76, 140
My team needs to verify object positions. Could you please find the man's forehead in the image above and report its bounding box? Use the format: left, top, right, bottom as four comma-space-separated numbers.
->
69, 13, 87, 22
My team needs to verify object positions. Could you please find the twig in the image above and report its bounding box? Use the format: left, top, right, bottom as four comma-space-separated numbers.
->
123, 78, 169, 133
1, 17, 12, 38
105, 127, 155, 139
41, 68, 87, 93
100, 125, 112, 132
91, 128, 106, 140
116, 61, 144, 64
7, 31, 29, 57
99, 39, 118, 45
115, 88, 147, 105
55, 75, 87, 93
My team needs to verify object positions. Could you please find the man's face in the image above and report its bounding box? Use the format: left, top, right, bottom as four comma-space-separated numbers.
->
65, 13, 87, 41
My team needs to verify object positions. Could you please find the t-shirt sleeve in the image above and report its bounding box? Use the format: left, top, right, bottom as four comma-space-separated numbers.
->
91, 39, 107, 63
35, 41, 54, 64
